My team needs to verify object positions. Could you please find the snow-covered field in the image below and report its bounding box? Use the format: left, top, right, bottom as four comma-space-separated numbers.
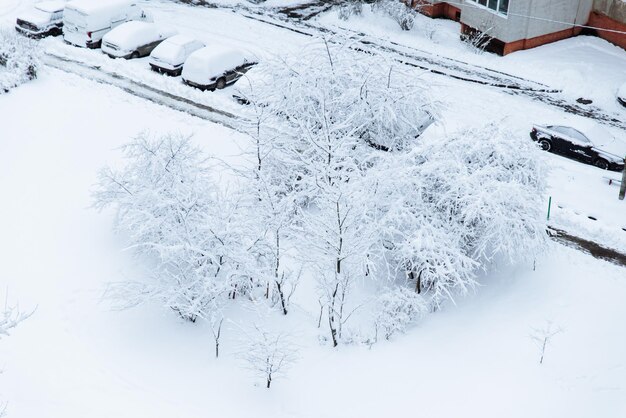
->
1, 1, 625, 417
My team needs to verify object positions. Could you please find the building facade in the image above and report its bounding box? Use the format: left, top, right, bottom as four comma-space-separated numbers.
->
409, 0, 626, 54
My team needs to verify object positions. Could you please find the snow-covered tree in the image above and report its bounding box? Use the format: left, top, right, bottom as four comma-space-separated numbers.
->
374, 286, 428, 341
373, 0, 418, 31
234, 78, 303, 316
530, 320, 563, 364
378, 123, 547, 306
94, 133, 256, 322
237, 38, 438, 345
0, 29, 40, 93
239, 326, 298, 388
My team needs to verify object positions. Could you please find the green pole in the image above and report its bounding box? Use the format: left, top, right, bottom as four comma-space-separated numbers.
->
547, 196, 552, 221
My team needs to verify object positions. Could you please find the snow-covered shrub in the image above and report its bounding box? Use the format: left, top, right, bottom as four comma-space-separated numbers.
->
0, 302, 31, 339
237, 39, 438, 345
338, 0, 363, 20
379, 123, 548, 305
94, 133, 256, 322
461, 25, 494, 54
0, 29, 40, 93
375, 286, 428, 340
239, 326, 298, 388
0, 299, 32, 417
373, 0, 417, 31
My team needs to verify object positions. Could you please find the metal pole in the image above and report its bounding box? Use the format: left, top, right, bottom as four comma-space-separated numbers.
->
619, 157, 626, 200
547, 196, 552, 221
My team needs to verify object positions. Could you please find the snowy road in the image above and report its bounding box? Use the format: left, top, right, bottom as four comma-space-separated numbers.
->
171, 0, 626, 130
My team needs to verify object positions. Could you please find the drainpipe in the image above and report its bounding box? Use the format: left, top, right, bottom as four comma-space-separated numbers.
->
523, 0, 533, 49
573, 0, 584, 35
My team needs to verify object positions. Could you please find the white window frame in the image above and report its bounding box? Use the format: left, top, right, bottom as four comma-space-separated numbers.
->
467, 0, 509, 17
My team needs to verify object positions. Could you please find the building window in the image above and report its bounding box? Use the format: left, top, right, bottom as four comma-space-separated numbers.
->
469, 0, 509, 15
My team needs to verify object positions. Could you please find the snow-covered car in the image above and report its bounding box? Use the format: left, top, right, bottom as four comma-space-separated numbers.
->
101, 22, 177, 59
530, 123, 626, 171
182, 46, 257, 91
618, 82, 626, 108
15, 1, 65, 38
148, 35, 205, 76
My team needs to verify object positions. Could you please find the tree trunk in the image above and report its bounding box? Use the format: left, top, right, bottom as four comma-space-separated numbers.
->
328, 310, 339, 347
275, 280, 288, 315
415, 270, 422, 294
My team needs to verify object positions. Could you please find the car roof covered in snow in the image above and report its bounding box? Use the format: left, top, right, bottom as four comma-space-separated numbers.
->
150, 35, 203, 64
103, 21, 177, 47
163, 34, 198, 47
182, 46, 256, 84
65, 0, 135, 15
35, 1, 65, 13
187, 46, 255, 67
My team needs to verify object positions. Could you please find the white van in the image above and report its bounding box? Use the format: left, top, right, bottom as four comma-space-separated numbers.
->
63, 0, 148, 48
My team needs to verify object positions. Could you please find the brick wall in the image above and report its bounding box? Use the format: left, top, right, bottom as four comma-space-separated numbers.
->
587, 11, 626, 49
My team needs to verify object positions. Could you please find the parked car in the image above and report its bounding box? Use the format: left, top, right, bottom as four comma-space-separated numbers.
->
101, 22, 177, 59
530, 123, 626, 171
618, 82, 626, 108
63, 0, 149, 49
15, 1, 65, 38
148, 35, 205, 76
182, 46, 257, 91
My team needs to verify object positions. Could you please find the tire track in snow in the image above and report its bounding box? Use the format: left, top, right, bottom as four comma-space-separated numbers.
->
43, 52, 243, 130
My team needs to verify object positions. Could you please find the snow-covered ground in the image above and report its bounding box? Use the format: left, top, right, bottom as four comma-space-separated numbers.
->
1, 68, 625, 418
1, 1, 625, 417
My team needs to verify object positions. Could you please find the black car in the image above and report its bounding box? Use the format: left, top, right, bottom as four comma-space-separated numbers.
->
530, 124, 626, 171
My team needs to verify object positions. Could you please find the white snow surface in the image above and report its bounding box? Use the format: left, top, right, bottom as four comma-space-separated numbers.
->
16, 7, 53, 26
619, 81, 626, 102
0, 68, 625, 418
65, 0, 135, 15
102, 21, 176, 50
182, 46, 251, 84
0, 1, 625, 417
34, 1, 65, 13
149, 34, 204, 66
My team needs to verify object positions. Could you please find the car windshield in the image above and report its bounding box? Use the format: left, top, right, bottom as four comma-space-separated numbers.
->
580, 123, 626, 157
561, 127, 590, 143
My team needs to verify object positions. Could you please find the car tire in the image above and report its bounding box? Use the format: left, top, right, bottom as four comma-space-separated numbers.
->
131, 51, 140, 59
216, 77, 226, 90
538, 139, 552, 151
593, 158, 609, 170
